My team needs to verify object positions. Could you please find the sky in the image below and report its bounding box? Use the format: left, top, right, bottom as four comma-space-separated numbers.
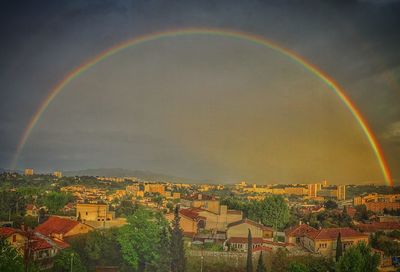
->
0, 0, 399, 185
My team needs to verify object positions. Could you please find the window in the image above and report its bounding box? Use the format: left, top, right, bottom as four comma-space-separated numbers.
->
319, 243, 327, 248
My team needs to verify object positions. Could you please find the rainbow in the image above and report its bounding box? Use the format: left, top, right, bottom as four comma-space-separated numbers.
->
11, 27, 393, 186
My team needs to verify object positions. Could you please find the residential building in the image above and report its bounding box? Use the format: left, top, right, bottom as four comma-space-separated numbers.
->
356, 222, 400, 234
165, 208, 206, 236
307, 184, 319, 198
35, 216, 93, 240
284, 187, 308, 196
53, 171, 62, 178
24, 168, 34, 176
302, 227, 368, 258
1, 226, 69, 270
337, 185, 346, 200
144, 184, 165, 195
227, 218, 273, 239
353, 193, 400, 212
76, 203, 115, 222
284, 223, 317, 245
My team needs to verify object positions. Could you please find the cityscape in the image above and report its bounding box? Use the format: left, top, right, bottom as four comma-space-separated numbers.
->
1, 1, 400, 272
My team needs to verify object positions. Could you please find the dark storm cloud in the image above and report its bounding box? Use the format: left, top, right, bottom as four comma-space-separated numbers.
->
0, 0, 399, 183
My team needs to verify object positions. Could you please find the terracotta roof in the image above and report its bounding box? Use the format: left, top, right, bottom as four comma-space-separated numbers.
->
180, 208, 206, 221
0, 227, 19, 237
285, 223, 317, 237
51, 238, 70, 249
227, 210, 242, 215
35, 216, 79, 236
31, 238, 53, 250
306, 227, 368, 240
252, 246, 273, 253
228, 237, 264, 244
357, 222, 400, 233
227, 219, 273, 231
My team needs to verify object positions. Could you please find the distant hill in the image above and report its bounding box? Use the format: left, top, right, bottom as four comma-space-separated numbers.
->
63, 168, 198, 183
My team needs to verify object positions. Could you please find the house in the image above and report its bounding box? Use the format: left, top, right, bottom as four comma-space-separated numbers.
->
284, 223, 317, 245
180, 194, 243, 231
35, 216, 93, 240
165, 208, 206, 236
76, 203, 115, 222
226, 236, 292, 252
26, 204, 38, 217
0, 227, 68, 270
0, 227, 27, 253
227, 219, 273, 239
302, 227, 368, 258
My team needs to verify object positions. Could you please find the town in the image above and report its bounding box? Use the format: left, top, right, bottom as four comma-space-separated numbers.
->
1, 169, 399, 272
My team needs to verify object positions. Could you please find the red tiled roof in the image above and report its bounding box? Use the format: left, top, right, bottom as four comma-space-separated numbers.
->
285, 223, 317, 237
357, 222, 400, 233
32, 238, 53, 250
51, 238, 70, 249
306, 227, 368, 240
227, 219, 273, 231
180, 208, 206, 221
227, 237, 265, 244
252, 246, 273, 253
0, 227, 19, 237
227, 210, 242, 215
35, 216, 79, 236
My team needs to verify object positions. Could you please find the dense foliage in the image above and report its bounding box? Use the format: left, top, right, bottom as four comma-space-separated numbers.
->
336, 243, 380, 272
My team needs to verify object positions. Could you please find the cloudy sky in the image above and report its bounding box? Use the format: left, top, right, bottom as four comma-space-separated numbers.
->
0, 0, 399, 184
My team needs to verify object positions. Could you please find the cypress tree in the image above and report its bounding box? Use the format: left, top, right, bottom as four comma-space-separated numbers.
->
336, 232, 343, 261
256, 251, 266, 272
171, 206, 186, 272
158, 226, 171, 272
247, 229, 253, 272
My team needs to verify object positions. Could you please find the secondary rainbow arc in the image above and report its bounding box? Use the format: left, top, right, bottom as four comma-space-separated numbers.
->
10, 27, 393, 186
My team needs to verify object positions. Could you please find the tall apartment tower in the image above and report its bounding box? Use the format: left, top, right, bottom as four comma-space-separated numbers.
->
53, 171, 62, 178
307, 184, 319, 198
337, 185, 346, 200
24, 168, 34, 176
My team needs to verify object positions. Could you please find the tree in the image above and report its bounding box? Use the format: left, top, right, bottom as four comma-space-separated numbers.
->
289, 262, 309, 272
84, 229, 125, 269
271, 248, 288, 272
157, 226, 171, 272
336, 242, 380, 272
248, 195, 289, 230
336, 232, 343, 261
247, 229, 253, 272
53, 248, 86, 272
256, 251, 266, 272
43, 192, 73, 214
115, 200, 137, 217
118, 207, 167, 271
170, 206, 185, 272
324, 200, 338, 210
0, 238, 24, 272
